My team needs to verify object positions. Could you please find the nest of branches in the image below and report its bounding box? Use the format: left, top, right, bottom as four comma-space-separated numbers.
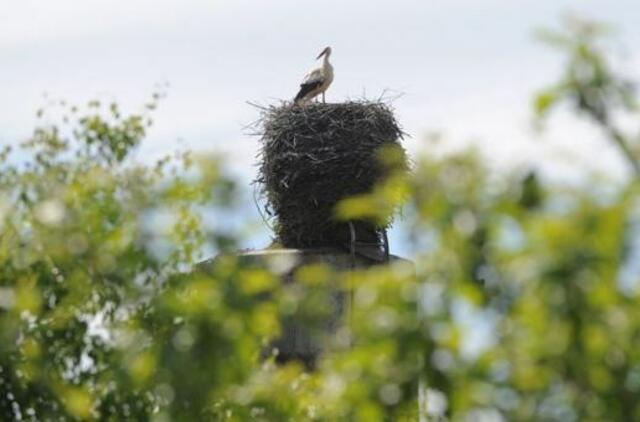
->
254, 100, 407, 249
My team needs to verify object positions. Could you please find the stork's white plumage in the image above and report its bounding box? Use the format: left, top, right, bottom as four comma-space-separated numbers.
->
294, 47, 334, 105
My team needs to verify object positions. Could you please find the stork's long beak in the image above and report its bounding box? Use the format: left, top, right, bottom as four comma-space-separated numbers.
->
316, 47, 328, 60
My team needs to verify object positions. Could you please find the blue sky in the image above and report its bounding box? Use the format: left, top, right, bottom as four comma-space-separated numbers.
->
2, 0, 639, 252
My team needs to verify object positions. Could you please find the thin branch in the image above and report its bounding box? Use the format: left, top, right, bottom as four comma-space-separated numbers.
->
605, 124, 640, 178
591, 111, 640, 179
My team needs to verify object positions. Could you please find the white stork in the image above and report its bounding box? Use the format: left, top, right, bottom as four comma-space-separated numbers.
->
294, 46, 334, 105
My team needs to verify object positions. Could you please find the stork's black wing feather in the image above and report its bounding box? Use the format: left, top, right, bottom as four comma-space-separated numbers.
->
294, 80, 323, 102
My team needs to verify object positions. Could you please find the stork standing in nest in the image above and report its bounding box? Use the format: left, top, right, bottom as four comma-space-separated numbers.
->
294, 47, 334, 105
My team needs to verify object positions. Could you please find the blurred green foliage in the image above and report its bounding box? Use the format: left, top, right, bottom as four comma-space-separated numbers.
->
2, 17, 640, 422
534, 15, 640, 177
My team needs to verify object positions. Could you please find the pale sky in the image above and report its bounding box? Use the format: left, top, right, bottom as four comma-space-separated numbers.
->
2, 0, 639, 251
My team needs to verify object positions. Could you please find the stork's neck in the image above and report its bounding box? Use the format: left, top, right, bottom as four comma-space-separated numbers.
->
322, 53, 332, 68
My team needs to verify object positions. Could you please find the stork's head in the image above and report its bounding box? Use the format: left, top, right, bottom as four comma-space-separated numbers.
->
316, 46, 332, 59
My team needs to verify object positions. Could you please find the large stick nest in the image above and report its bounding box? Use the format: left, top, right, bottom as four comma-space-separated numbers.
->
253, 100, 407, 249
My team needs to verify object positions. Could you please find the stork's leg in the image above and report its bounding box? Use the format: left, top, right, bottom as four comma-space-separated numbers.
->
322, 92, 326, 103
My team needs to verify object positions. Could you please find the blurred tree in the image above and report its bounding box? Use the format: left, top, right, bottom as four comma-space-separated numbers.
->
0, 95, 245, 420
534, 16, 639, 177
